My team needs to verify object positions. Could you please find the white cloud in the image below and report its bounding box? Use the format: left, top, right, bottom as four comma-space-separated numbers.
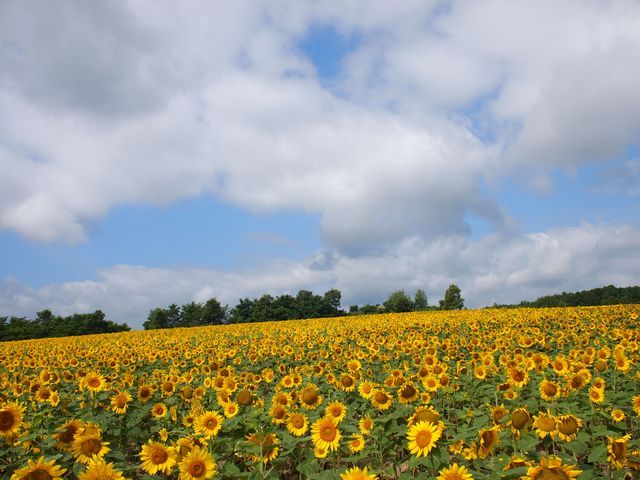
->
2, 223, 638, 328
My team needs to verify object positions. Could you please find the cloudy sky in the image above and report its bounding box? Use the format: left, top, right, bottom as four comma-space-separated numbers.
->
1, 0, 640, 328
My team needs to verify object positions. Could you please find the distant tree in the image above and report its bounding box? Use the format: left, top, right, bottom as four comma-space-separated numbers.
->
321, 288, 343, 317
439, 284, 464, 310
143, 308, 170, 330
201, 298, 228, 325
359, 304, 380, 314
181, 302, 204, 327
229, 298, 255, 323
383, 290, 414, 313
349, 305, 359, 314
414, 289, 428, 310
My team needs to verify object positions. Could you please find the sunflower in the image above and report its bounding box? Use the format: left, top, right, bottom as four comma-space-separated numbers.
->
269, 402, 287, 425
340, 466, 378, 480
490, 405, 508, 425
140, 440, 177, 475
437, 463, 474, 480
236, 389, 253, 406
507, 367, 528, 388
588, 386, 604, 404
525, 456, 581, 480
300, 384, 323, 410
286, 412, 309, 436
339, 374, 357, 392
78, 458, 126, 480
72, 432, 111, 464
55, 419, 83, 451
151, 402, 168, 418
504, 457, 532, 470
532, 410, 557, 439
398, 383, 420, 404
538, 379, 561, 402
245, 433, 280, 464
314, 444, 329, 459
611, 409, 626, 422
223, 401, 239, 419
509, 408, 531, 438
10, 456, 66, 480
409, 405, 442, 427
110, 391, 132, 415
347, 434, 366, 453
632, 395, 640, 416
359, 416, 374, 436
0, 402, 24, 438
477, 426, 500, 458
325, 401, 347, 424
311, 416, 342, 451
195, 411, 224, 439
178, 446, 216, 480
138, 384, 154, 403
556, 414, 582, 442
608, 434, 631, 469
358, 381, 376, 400
83, 372, 107, 393
371, 390, 393, 411
407, 421, 442, 457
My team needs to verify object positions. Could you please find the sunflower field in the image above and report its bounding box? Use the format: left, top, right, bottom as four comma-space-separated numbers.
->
1, 305, 640, 480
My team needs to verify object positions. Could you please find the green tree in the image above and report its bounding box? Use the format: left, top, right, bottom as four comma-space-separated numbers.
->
414, 289, 428, 310
439, 284, 464, 310
383, 290, 414, 313
201, 298, 228, 325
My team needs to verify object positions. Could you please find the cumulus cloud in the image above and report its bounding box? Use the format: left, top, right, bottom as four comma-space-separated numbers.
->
2, 223, 638, 328
1, 1, 639, 248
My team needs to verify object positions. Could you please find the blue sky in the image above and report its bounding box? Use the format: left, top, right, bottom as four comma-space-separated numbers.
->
1, 1, 639, 327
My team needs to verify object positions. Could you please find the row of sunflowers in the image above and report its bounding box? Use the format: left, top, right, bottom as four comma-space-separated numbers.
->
1, 305, 640, 479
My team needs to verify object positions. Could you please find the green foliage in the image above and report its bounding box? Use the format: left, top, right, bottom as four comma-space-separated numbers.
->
143, 298, 229, 330
519, 284, 640, 308
383, 290, 414, 313
0, 309, 129, 341
439, 284, 464, 310
414, 288, 428, 310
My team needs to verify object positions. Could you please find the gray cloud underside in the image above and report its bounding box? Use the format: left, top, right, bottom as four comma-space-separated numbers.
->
2, 223, 638, 328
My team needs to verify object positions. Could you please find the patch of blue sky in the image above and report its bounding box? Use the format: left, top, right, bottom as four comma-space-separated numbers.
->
0, 196, 322, 287
297, 23, 361, 81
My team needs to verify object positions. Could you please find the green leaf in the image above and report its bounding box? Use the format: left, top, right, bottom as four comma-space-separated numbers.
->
501, 466, 529, 479
587, 444, 607, 464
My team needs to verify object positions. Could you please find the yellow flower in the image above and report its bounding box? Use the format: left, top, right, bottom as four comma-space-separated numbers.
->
347, 434, 366, 453
286, 412, 308, 436
407, 421, 442, 457
10, 456, 66, 480
0, 402, 24, 438
556, 414, 582, 442
178, 446, 216, 480
525, 456, 581, 480
588, 386, 604, 404
608, 434, 631, 469
110, 391, 132, 415
532, 410, 557, 439
478, 426, 500, 458
245, 432, 280, 464
83, 372, 107, 392
151, 402, 168, 418
140, 440, 177, 475
300, 384, 323, 410
79, 458, 127, 480
437, 463, 474, 480
194, 411, 223, 439
72, 432, 111, 464
311, 416, 341, 452
325, 401, 347, 424
371, 390, 393, 410
539, 379, 561, 401
633, 395, 640, 416
611, 409, 626, 422
340, 466, 378, 480
359, 416, 374, 436
223, 401, 239, 419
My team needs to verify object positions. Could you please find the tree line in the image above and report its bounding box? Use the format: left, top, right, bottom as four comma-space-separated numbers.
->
516, 285, 640, 308
0, 309, 130, 342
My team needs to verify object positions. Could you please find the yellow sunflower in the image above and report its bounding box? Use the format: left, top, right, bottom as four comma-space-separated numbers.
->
407, 421, 442, 457
78, 458, 126, 480
509, 408, 531, 438
359, 416, 374, 436
0, 402, 24, 438
538, 379, 561, 402
311, 416, 342, 451
325, 401, 347, 424
83, 372, 107, 393
608, 434, 631, 469
140, 440, 177, 475
72, 432, 111, 464
507, 367, 528, 388
556, 414, 582, 442
632, 395, 640, 416
588, 386, 604, 404
532, 410, 557, 439
286, 412, 309, 436
178, 446, 216, 480
340, 466, 378, 480
371, 390, 393, 410
300, 384, 323, 410
245, 432, 280, 464
437, 463, 474, 480
490, 405, 509, 425
525, 456, 580, 480
398, 383, 420, 404
269, 402, 287, 425
138, 384, 154, 403
223, 401, 239, 419
347, 434, 366, 453
55, 419, 83, 451
477, 426, 500, 458
358, 381, 376, 400
611, 409, 626, 423
194, 411, 223, 439
110, 391, 132, 415
10, 457, 66, 480
151, 402, 168, 418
